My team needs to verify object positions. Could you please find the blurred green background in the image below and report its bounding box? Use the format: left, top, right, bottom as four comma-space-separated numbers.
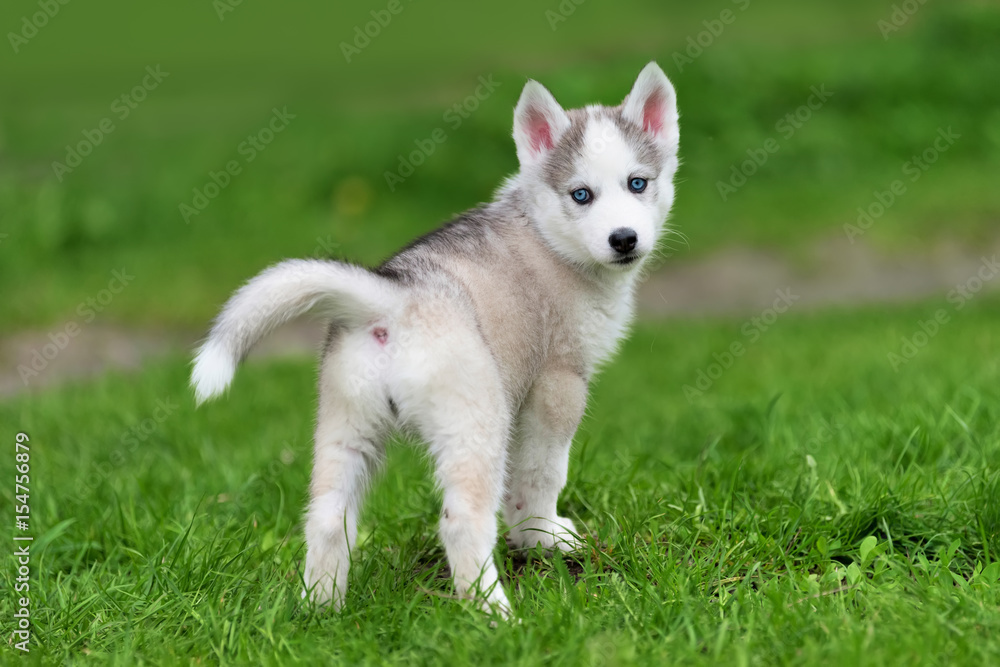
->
0, 0, 998, 332
2, 2, 1000, 661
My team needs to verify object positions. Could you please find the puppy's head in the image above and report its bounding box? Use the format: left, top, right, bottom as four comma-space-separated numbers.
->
512, 62, 679, 272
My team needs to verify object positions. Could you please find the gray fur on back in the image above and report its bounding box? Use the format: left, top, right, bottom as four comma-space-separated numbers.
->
366, 191, 622, 408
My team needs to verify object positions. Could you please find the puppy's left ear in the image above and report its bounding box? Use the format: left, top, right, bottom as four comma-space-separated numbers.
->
622, 62, 679, 149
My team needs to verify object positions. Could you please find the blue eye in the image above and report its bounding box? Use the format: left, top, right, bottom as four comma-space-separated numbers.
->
571, 188, 592, 204
629, 177, 648, 193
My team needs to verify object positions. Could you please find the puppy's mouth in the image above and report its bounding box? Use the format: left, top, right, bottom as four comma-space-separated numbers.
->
610, 254, 641, 266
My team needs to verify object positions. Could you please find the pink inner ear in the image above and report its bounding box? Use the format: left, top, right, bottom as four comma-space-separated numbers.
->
526, 109, 554, 153
642, 90, 666, 135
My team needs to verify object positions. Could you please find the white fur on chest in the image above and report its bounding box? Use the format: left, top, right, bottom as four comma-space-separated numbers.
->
574, 281, 637, 371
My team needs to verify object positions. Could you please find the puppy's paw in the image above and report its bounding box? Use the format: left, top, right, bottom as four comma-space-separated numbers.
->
546, 516, 583, 553
508, 516, 582, 552
479, 588, 512, 621
301, 573, 344, 612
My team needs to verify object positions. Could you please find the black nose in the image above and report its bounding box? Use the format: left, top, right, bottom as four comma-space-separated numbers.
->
608, 227, 638, 254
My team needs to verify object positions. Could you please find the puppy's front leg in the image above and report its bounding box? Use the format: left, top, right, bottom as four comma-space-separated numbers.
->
505, 368, 587, 551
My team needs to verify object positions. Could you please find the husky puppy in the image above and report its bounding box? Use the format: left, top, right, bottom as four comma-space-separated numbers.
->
191, 62, 679, 616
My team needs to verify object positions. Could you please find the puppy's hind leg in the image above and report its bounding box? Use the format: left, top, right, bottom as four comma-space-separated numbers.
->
303, 335, 392, 610
401, 332, 512, 617
424, 400, 512, 617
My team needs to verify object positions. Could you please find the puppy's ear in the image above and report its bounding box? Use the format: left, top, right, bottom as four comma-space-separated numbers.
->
622, 62, 678, 149
513, 80, 571, 167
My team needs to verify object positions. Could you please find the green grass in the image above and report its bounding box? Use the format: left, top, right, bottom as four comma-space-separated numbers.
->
3, 300, 999, 664
1, 1, 999, 332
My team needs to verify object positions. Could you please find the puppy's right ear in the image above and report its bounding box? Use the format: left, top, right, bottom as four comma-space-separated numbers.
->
513, 80, 571, 168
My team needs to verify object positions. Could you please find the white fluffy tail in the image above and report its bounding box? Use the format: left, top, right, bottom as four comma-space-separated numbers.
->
191, 259, 399, 404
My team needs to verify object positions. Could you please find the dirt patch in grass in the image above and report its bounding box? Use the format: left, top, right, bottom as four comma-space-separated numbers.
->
3, 236, 998, 397
638, 235, 1000, 316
